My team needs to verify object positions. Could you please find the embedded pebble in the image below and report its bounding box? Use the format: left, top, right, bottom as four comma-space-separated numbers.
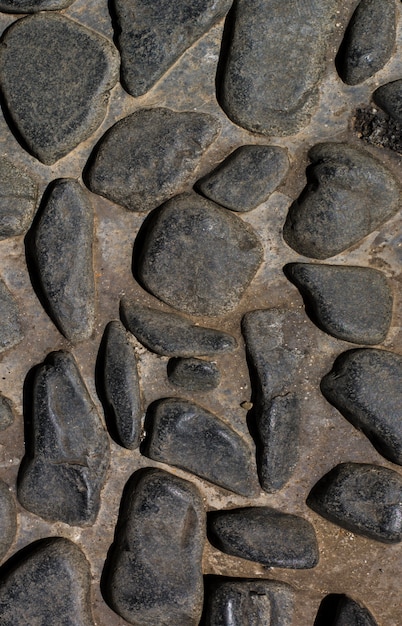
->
167, 357, 220, 391
0, 14, 119, 164
315, 594, 378, 626
0, 278, 23, 353
0, 0, 73, 11
0, 158, 37, 240
18, 351, 110, 526
86, 108, 220, 212
373, 79, 402, 125
283, 143, 400, 259
0, 395, 14, 431
0, 480, 16, 561
105, 468, 205, 626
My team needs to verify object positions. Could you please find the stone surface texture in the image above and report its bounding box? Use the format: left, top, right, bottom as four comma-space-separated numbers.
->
314, 594, 378, 626
0, 277, 23, 353
373, 79, 402, 125
0, 157, 37, 240
0, 479, 16, 561
167, 357, 220, 391
0, 394, 13, 431
0, 0, 74, 11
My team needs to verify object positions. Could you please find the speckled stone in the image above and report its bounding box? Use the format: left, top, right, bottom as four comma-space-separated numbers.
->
373, 79, 402, 125
314, 594, 378, 626
0, 158, 37, 240
0, 394, 14, 431
167, 358, 220, 391
0, 480, 16, 561
0, 0, 74, 12
0, 277, 23, 354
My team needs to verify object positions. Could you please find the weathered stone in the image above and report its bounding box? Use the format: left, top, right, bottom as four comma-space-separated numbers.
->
373, 80, 402, 125
0, 537, 94, 626
0, 480, 16, 561
86, 108, 220, 212
137, 193, 263, 315
336, 0, 396, 85
145, 398, 258, 496
29, 179, 95, 342
105, 468, 205, 626
196, 145, 289, 212
208, 507, 319, 568
0, 14, 119, 164
285, 263, 393, 345
18, 351, 109, 526
0, 395, 13, 431
307, 462, 402, 544
314, 594, 378, 626
0, 0, 74, 12
115, 0, 232, 96
167, 358, 220, 391
219, 0, 338, 136
102, 321, 142, 450
0, 277, 23, 353
0, 158, 37, 240
321, 349, 402, 466
283, 143, 400, 259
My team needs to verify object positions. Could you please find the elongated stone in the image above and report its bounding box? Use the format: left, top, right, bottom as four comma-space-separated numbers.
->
167, 358, 220, 391
373, 80, 402, 125
0, 277, 23, 353
0, 480, 16, 561
0, 395, 13, 431
0, 157, 37, 240
314, 594, 378, 626
0, 0, 74, 12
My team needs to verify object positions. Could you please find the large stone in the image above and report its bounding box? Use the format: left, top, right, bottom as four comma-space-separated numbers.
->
314, 594, 378, 626
0, 14, 119, 164
0, 158, 37, 240
145, 398, 258, 496
18, 351, 110, 526
285, 263, 393, 345
373, 79, 402, 125
0, 537, 94, 626
307, 462, 402, 544
0, 277, 23, 353
283, 143, 400, 259
0, 0, 74, 12
137, 193, 263, 315
86, 108, 220, 212
0, 480, 16, 562
167, 357, 220, 391
105, 468, 205, 626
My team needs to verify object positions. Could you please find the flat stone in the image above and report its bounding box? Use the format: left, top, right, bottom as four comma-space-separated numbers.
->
315, 594, 378, 626
0, 537, 94, 626
285, 263, 393, 345
137, 193, 263, 315
208, 507, 319, 568
0, 277, 23, 353
86, 108, 220, 212
115, 0, 232, 96
0, 394, 14, 431
336, 0, 396, 85
0, 157, 37, 240
105, 468, 205, 626
102, 321, 142, 450
167, 358, 220, 391
0, 0, 74, 12
373, 79, 402, 125
0, 14, 119, 164
29, 179, 95, 343
0, 480, 16, 561
321, 349, 402, 466
196, 145, 289, 212
18, 351, 110, 526
219, 0, 338, 136
283, 143, 400, 259
144, 398, 258, 496
307, 462, 402, 544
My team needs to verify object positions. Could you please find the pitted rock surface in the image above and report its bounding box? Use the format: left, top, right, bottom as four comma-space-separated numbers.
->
0, 14, 119, 164
0, 277, 23, 353
167, 357, 220, 391
0, 0, 74, 12
18, 351, 110, 526
373, 79, 402, 125
315, 594, 378, 626
0, 479, 16, 561
0, 394, 13, 431
0, 157, 37, 240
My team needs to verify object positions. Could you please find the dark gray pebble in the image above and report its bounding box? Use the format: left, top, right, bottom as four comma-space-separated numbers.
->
0, 277, 23, 353
314, 593, 378, 626
0, 394, 13, 431
0, 0, 74, 12
0, 158, 37, 240
0, 480, 16, 561
373, 79, 402, 125
167, 357, 220, 391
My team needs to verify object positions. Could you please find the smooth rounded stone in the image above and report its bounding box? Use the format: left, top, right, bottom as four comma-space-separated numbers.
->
144, 398, 259, 496
307, 462, 402, 544
0, 158, 37, 240
336, 0, 396, 86
285, 263, 393, 345
321, 349, 402, 466
105, 468, 205, 626
196, 145, 289, 212
18, 351, 110, 526
137, 193, 263, 315
218, 0, 338, 136
0, 480, 16, 561
314, 594, 378, 626
0, 394, 14, 431
0, 277, 23, 353
167, 357, 220, 391
115, 0, 232, 96
0, 0, 74, 12
283, 143, 400, 259
208, 507, 319, 569
373, 80, 402, 125
86, 108, 220, 212
0, 14, 119, 164
0, 537, 94, 626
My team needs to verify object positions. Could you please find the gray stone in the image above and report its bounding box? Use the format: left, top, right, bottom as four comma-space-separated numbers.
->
167, 358, 220, 391
208, 507, 319, 568
336, 0, 396, 85
105, 468, 205, 626
137, 193, 263, 315
321, 349, 402, 466
315, 594, 378, 626
196, 145, 289, 212
307, 462, 402, 544
0, 0, 74, 12
144, 398, 259, 496
0, 480, 16, 562
285, 263, 393, 345
219, 0, 338, 135
283, 143, 400, 259
0, 537, 94, 626
0, 14, 119, 164
0, 395, 14, 431
30, 179, 95, 343
18, 351, 110, 526
0, 158, 37, 240
0, 277, 23, 353
115, 0, 232, 96
373, 79, 402, 125
86, 108, 220, 212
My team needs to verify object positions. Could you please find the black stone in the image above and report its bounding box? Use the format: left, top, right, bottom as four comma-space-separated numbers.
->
30, 179, 95, 343
167, 358, 220, 391
208, 507, 319, 569
307, 462, 402, 544
373, 79, 402, 125
86, 108, 220, 212
0, 158, 37, 240
0, 0, 74, 12
196, 145, 289, 212
105, 468, 205, 626
0, 480, 16, 561
336, 0, 396, 86
0, 537, 94, 625
0, 278, 23, 353
285, 263, 393, 345
283, 143, 400, 259
0, 395, 13, 431
144, 398, 259, 496
0, 14, 119, 164
18, 351, 110, 526
314, 594, 378, 626
321, 349, 402, 466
